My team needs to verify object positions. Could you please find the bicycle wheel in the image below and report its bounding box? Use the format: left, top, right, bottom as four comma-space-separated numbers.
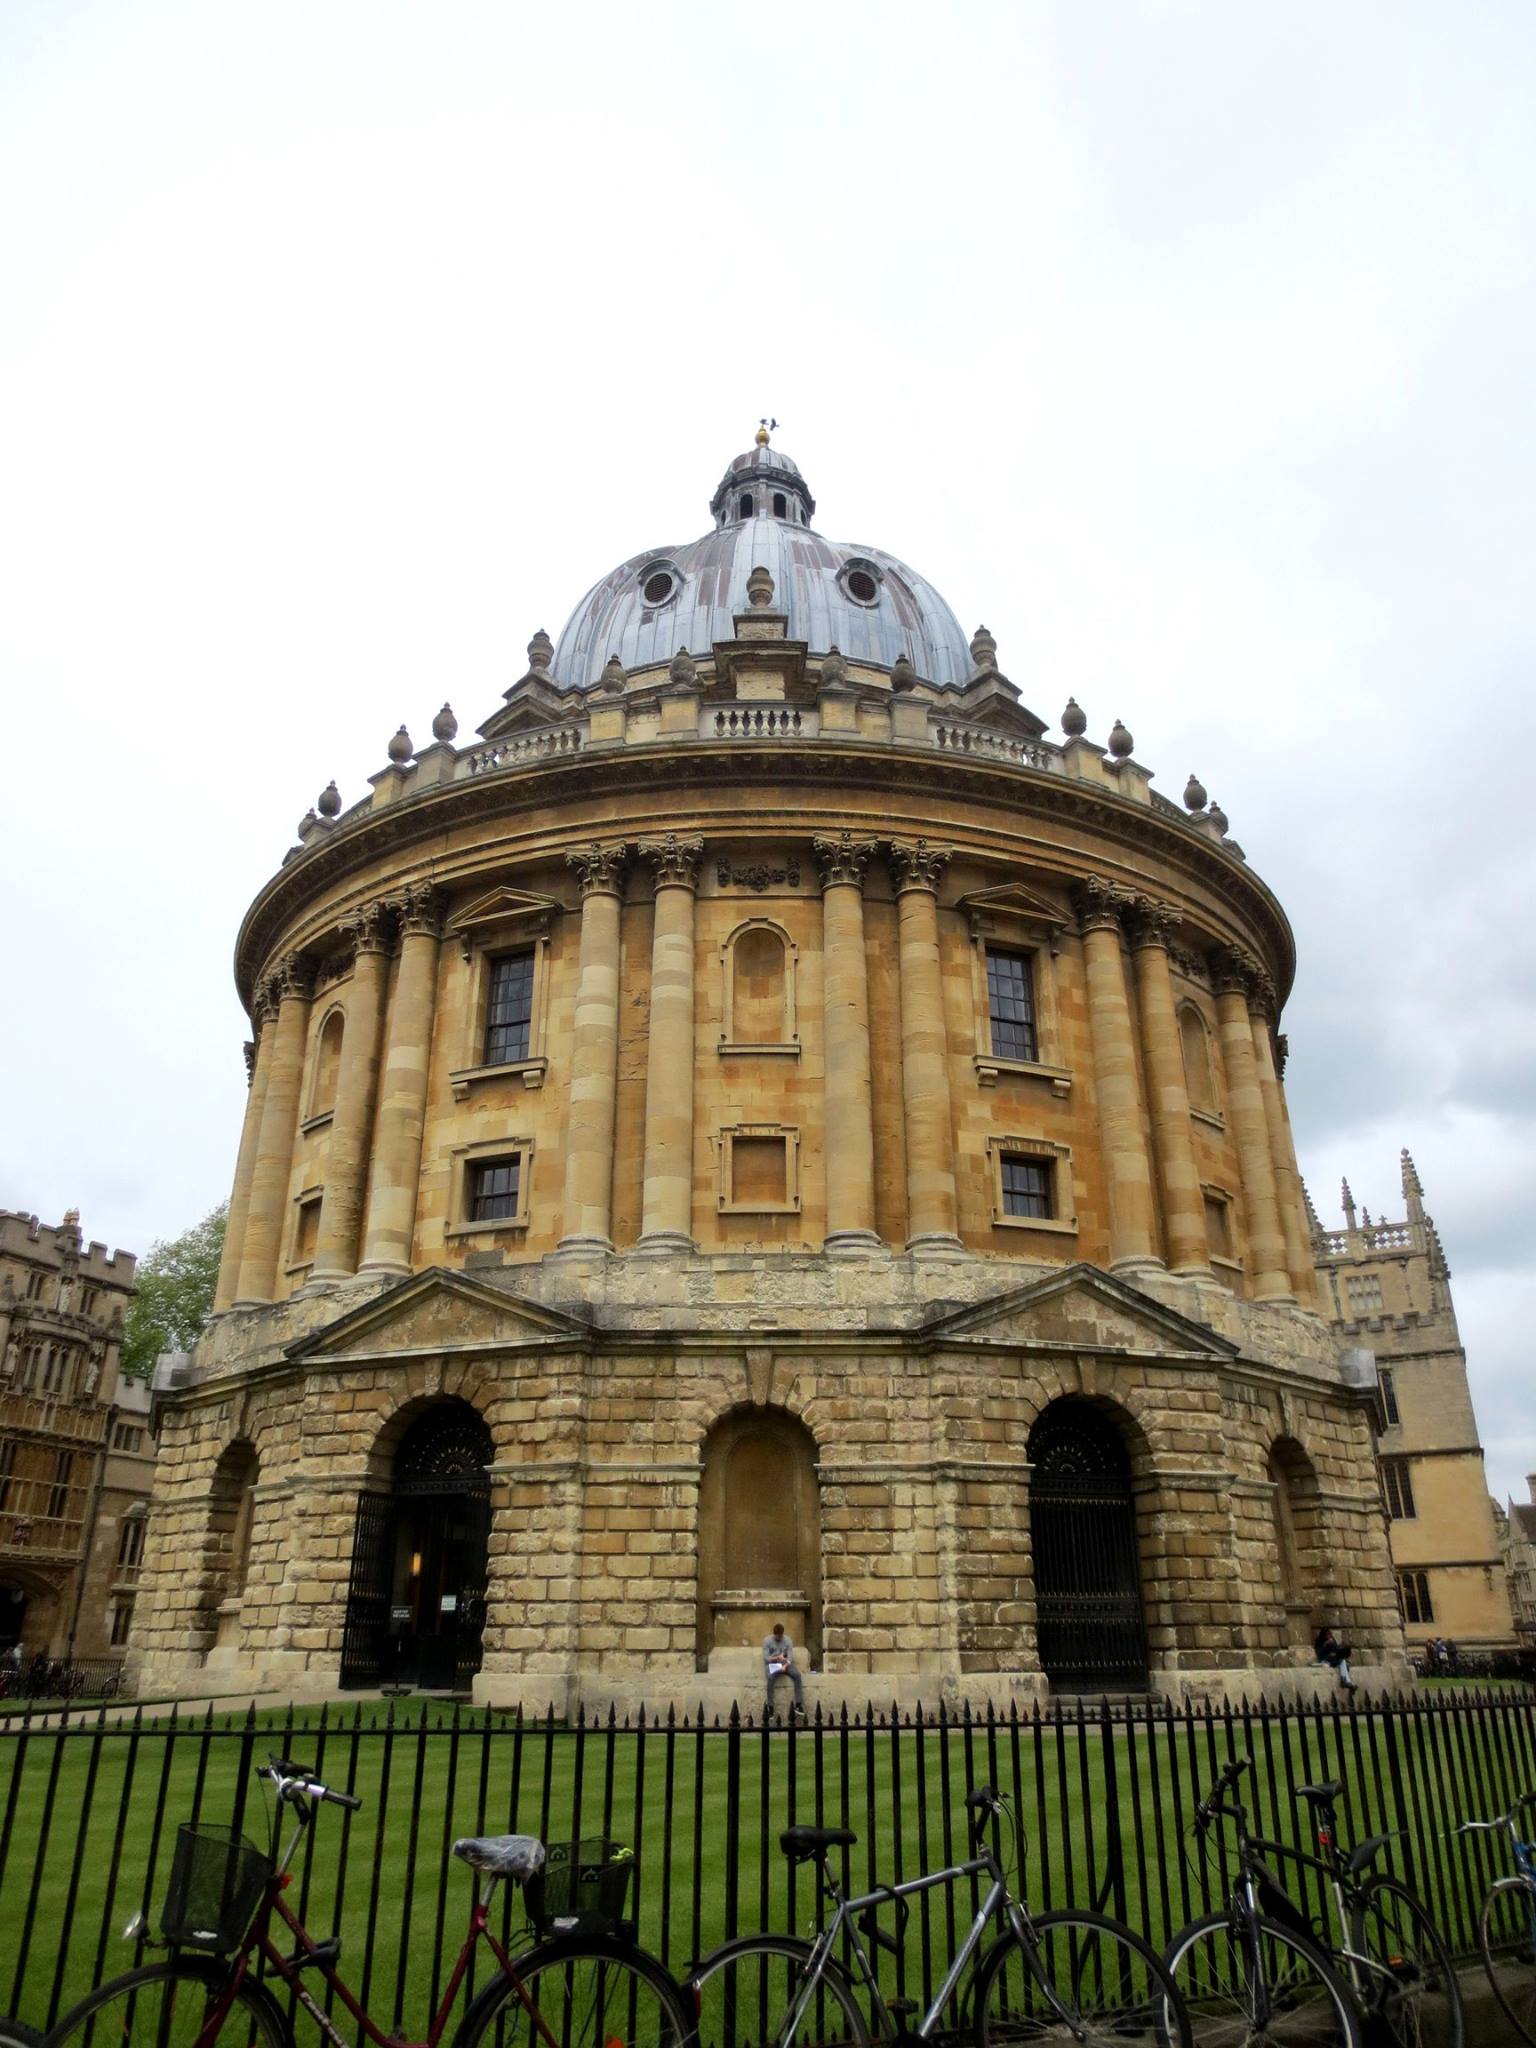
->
689, 1933, 869, 2048
1479, 1876, 1536, 2048
1350, 1876, 1463, 2048
41, 1958, 288, 2047
454, 1932, 692, 2048
0, 2021, 43, 2048
1163, 1909, 1359, 2048
975, 1908, 1193, 2048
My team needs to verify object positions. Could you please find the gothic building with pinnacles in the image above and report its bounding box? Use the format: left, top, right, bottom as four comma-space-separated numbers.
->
129, 430, 1408, 1711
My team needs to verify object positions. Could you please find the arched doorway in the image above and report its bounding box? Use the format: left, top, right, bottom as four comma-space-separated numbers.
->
1028, 1400, 1148, 1692
696, 1407, 821, 1671
340, 1400, 492, 1692
0, 1582, 27, 1653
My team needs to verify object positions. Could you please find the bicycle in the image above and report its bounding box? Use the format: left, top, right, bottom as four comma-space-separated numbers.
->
688, 1781, 1193, 2048
1162, 1757, 1361, 2048
42, 1754, 693, 2048
1458, 1788, 1536, 2047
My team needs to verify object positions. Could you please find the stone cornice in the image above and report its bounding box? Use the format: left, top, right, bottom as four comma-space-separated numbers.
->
233, 739, 1297, 1006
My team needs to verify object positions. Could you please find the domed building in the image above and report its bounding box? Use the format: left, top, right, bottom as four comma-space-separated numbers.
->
131, 430, 1406, 1709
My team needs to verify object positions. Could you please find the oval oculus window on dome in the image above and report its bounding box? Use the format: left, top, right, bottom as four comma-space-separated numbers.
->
839, 558, 883, 607
639, 562, 681, 608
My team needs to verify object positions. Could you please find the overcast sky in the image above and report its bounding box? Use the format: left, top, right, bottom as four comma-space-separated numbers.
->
2, 3, 1532, 1503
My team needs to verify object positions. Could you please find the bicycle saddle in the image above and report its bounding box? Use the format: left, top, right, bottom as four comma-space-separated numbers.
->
1296, 1780, 1344, 1806
1346, 1832, 1391, 1874
780, 1825, 858, 1861
452, 1834, 547, 1881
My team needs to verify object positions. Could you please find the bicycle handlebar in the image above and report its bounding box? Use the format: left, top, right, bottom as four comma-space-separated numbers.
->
259, 1756, 362, 1812
1195, 1756, 1251, 1835
1459, 1788, 1536, 1835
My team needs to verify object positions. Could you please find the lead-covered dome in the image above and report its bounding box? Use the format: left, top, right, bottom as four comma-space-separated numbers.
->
550, 432, 973, 690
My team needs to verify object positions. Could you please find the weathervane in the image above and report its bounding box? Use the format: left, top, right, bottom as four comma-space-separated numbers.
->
756, 416, 778, 445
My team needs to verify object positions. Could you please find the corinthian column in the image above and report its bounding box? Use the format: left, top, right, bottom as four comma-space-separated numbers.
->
1250, 1007, 1316, 1303
310, 900, 392, 1284
214, 990, 277, 1311
637, 834, 702, 1255
234, 957, 312, 1305
1073, 880, 1159, 1275
1211, 949, 1292, 1302
889, 839, 962, 1256
1125, 898, 1209, 1276
815, 832, 881, 1253
559, 842, 629, 1254
359, 883, 443, 1277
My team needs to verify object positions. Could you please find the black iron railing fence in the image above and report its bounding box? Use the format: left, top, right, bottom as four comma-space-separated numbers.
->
2, 1689, 1535, 2037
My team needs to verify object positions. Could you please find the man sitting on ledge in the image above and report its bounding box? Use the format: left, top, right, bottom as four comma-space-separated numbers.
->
763, 1621, 806, 1722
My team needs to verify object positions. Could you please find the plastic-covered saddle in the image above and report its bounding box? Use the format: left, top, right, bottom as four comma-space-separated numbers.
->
452, 1834, 546, 1882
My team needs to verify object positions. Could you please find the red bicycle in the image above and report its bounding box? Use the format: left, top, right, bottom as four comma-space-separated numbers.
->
42, 1756, 692, 2048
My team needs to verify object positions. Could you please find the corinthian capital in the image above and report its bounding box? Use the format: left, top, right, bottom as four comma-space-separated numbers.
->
639, 833, 704, 891
271, 952, 313, 1003
888, 838, 953, 895
813, 831, 880, 892
253, 975, 282, 1027
340, 897, 393, 957
1123, 895, 1180, 951
1209, 944, 1268, 1004
1070, 876, 1134, 935
395, 880, 444, 938
567, 840, 630, 898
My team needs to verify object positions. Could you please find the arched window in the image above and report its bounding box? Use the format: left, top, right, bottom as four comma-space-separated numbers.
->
773, 491, 787, 517
739, 491, 754, 519
697, 1407, 821, 1671
309, 1008, 345, 1119
201, 1441, 259, 1661
1179, 1003, 1217, 1115
720, 920, 798, 1052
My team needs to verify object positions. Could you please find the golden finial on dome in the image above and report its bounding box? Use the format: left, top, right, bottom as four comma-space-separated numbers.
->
756, 416, 777, 446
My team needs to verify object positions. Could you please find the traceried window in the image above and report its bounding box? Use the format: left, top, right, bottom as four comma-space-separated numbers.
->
469, 1157, 521, 1223
986, 947, 1037, 1063
117, 1513, 146, 1572
1377, 1368, 1400, 1430
1382, 1457, 1416, 1521
109, 1599, 134, 1647
1346, 1273, 1384, 1316
1000, 1154, 1052, 1219
1399, 1570, 1433, 1625
485, 953, 535, 1066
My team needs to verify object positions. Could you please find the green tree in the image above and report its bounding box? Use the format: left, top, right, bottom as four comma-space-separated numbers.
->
120, 1204, 227, 1379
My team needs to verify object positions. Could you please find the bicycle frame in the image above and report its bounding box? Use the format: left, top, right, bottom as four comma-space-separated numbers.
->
186, 1799, 558, 2048
783, 1845, 1074, 2045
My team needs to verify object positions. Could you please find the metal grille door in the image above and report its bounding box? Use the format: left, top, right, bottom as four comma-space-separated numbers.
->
339, 1490, 393, 1689
1029, 1404, 1148, 1692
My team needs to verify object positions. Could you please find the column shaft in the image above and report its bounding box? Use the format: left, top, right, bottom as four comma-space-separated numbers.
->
360, 887, 442, 1276
311, 914, 391, 1282
818, 849, 880, 1249
560, 844, 629, 1252
638, 837, 701, 1253
890, 842, 961, 1253
214, 1013, 274, 1312
1251, 1014, 1316, 1303
1075, 884, 1159, 1272
233, 968, 311, 1304
1129, 911, 1209, 1275
1213, 962, 1291, 1301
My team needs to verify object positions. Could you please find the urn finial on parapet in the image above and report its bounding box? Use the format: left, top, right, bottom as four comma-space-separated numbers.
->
317, 780, 341, 818
969, 624, 998, 673
598, 654, 628, 695
890, 653, 918, 694
1107, 718, 1134, 760
669, 645, 698, 691
432, 702, 458, 743
1208, 798, 1229, 835
1061, 697, 1087, 738
1183, 772, 1207, 811
527, 629, 554, 675
387, 725, 413, 764
819, 645, 850, 692
746, 563, 775, 609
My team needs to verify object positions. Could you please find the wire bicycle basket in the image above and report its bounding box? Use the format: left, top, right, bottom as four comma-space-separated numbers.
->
160, 1823, 273, 1951
526, 1839, 635, 1937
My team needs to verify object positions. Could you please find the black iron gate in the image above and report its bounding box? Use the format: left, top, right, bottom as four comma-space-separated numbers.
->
339, 1490, 393, 1688
1028, 1402, 1148, 1692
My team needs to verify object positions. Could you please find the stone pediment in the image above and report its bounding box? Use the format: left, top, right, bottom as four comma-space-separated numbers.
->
477, 673, 573, 740
958, 882, 1068, 937
285, 1268, 591, 1363
446, 886, 563, 957
924, 1264, 1238, 1358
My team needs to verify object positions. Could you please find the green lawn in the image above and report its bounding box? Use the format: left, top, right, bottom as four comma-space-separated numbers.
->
3, 1696, 1535, 2039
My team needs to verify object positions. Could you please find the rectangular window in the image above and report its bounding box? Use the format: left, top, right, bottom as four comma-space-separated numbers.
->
1383, 1457, 1416, 1521
731, 1135, 789, 1208
986, 947, 1037, 1063
485, 952, 535, 1066
47, 1449, 73, 1521
1346, 1273, 1384, 1315
1000, 1154, 1052, 1219
109, 1599, 134, 1647
1399, 1570, 1433, 1626
112, 1423, 145, 1453
1378, 1368, 1400, 1430
1204, 1193, 1233, 1260
469, 1156, 521, 1222
293, 1196, 320, 1266
117, 1516, 146, 1571
80, 1285, 98, 1317
25, 1270, 44, 1301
